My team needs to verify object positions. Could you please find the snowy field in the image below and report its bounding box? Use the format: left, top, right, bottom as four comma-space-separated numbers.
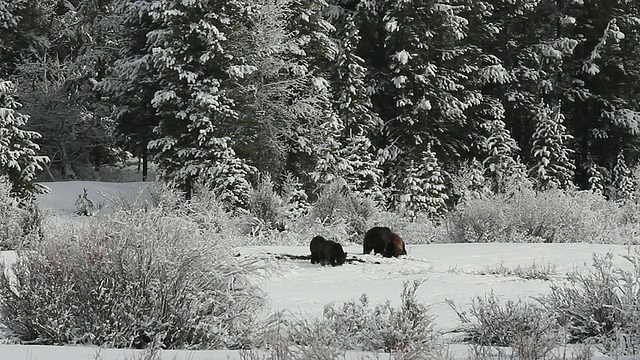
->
0, 181, 637, 359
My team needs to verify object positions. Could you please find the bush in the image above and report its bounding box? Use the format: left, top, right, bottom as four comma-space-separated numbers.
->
0, 187, 266, 349
449, 292, 562, 360
0, 176, 44, 250
323, 280, 439, 355
445, 188, 633, 244
539, 250, 640, 355
248, 174, 285, 231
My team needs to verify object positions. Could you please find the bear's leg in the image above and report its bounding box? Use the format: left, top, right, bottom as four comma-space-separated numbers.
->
363, 243, 373, 254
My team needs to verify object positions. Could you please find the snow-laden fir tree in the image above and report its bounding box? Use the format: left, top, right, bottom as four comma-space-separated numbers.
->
529, 101, 575, 191
145, 0, 254, 204
330, 11, 384, 200
288, 0, 344, 187
459, 158, 492, 205
377, 0, 480, 165
587, 163, 605, 195
280, 171, 310, 219
0, 80, 49, 198
97, 0, 158, 181
613, 151, 636, 202
399, 146, 448, 221
480, 100, 521, 194
338, 131, 384, 201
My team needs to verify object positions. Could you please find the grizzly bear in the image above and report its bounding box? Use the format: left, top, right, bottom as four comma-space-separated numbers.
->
363, 226, 407, 258
310, 236, 347, 266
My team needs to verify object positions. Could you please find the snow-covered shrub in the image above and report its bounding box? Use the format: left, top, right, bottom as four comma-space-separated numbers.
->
0, 189, 266, 349
310, 179, 378, 242
446, 188, 630, 243
539, 251, 640, 355
323, 280, 440, 354
450, 292, 561, 359
477, 261, 557, 281
0, 176, 44, 250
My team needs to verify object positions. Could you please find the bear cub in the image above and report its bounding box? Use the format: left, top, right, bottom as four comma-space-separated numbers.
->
363, 226, 407, 258
310, 236, 347, 266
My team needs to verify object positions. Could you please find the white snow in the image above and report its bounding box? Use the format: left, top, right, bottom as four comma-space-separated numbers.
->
1, 181, 636, 359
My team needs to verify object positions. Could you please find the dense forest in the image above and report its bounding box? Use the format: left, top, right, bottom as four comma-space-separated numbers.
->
1, 0, 639, 216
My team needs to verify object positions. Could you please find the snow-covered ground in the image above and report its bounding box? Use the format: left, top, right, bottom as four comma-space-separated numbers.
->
0, 181, 636, 359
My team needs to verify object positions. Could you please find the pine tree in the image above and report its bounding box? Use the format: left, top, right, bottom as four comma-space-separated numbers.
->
338, 131, 384, 201
285, 0, 343, 187
97, 0, 158, 181
459, 158, 492, 204
613, 151, 635, 202
329, 10, 384, 199
145, 0, 255, 202
399, 146, 448, 221
529, 102, 576, 191
377, 0, 479, 163
0, 80, 49, 197
587, 163, 605, 195
480, 101, 521, 194
280, 172, 310, 219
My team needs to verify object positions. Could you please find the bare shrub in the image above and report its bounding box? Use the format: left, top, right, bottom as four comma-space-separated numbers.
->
539, 250, 640, 355
0, 187, 266, 349
0, 176, 44, 250
477, 261, 557, 281
446, 189, 629, 244
449, 292, 562, 360
323, 280, 440, 355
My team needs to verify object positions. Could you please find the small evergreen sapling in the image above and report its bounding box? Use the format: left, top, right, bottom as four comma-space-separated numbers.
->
613, 151, 636, 203
529, 102, 575, 191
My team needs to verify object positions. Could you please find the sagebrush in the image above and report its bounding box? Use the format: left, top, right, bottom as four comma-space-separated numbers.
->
0, 187, 266, 349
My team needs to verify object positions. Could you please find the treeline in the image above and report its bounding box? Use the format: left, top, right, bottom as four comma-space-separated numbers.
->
1, 0, 639, 216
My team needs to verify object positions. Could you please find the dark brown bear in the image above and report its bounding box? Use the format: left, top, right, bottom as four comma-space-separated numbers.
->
363, 226, 407, 258
310, 236, 347, 266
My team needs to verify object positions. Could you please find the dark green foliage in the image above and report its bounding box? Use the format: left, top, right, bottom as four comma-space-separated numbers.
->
1, 0, 640, 205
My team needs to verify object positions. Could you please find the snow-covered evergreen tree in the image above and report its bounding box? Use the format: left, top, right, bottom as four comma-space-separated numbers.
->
97, 0, 157, 181
0, 80, 49, 198
587, 163, 605, 195
379, 0, 480, 163
280, 172, 310, 219
459, 158, 492, 204
338, 131, 384, 201
329, 11, 384, 199
613, 151, 635, 202
529, 102, 576, 191
399, 146, 448, 221
480, 101, 521, 194
145, 0, 255, 202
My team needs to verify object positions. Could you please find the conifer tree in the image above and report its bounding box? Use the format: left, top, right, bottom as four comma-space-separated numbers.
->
145, 0, 254, 202
97, 0, 157, 181
587, 163, 605, 195
338, 131, 384, 200
480, 101, 521, 194
399, 146, 448, 221
0, 80, 49, 197
529, 102, 576, 191
330, 11, 383, 199
459, 158, 492, 204
280, 172, 310, 219
613, 151, 636, 202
